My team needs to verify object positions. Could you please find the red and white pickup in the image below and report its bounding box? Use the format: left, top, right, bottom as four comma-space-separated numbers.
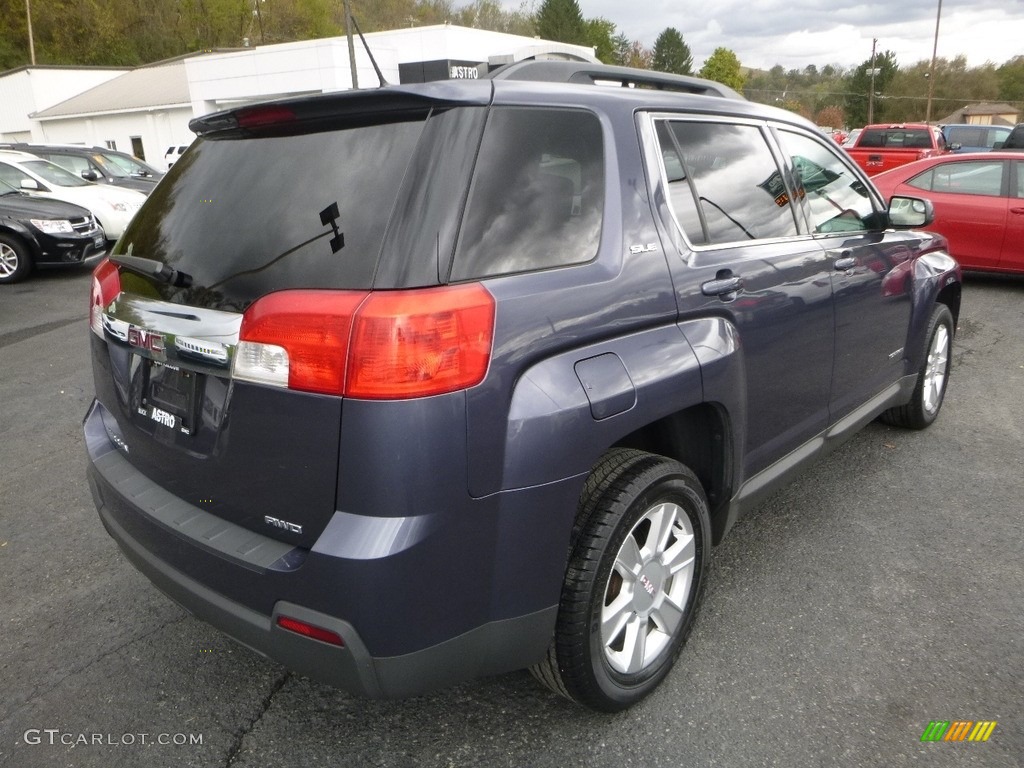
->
844, 123, 954, 176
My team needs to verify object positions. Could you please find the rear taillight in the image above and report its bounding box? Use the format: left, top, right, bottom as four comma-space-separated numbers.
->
234, 284, 495, 399
89, 258, 121, 337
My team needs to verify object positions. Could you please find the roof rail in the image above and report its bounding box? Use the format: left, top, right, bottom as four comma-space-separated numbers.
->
485, 60, 744, 100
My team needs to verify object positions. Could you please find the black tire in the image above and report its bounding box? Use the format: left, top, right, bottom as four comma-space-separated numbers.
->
881, 303, 954, 429
531, 448, 711, 712
0, 233, 32, 284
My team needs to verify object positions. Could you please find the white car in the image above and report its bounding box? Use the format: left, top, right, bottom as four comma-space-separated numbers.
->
164, 144, 189, 168
0, 150, 145, 242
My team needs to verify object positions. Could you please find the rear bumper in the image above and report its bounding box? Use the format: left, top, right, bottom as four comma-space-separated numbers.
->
84, 400, 569, 698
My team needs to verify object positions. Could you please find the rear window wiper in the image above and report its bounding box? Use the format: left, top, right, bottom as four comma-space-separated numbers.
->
109, 253, 193, 288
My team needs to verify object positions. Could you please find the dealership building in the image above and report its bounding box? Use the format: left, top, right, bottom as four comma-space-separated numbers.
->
0, 24, 595, 166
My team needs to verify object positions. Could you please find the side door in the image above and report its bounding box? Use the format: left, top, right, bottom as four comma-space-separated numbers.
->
646, 117, 835, 478
907, 158, 1008, 271
775, 129, 916, 422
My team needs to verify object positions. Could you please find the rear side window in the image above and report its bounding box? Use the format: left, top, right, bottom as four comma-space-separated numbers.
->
450, 107, 604, 281
907, 161, 1005, 197
655, 120, 800, 245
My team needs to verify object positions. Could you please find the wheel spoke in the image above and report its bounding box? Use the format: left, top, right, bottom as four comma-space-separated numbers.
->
601, 592, 633, 642
621, 613, 647, 673
651, 594, 684, 635
615, 532, 644, 576
662, 531, 695, 574
646, 502, 678, 555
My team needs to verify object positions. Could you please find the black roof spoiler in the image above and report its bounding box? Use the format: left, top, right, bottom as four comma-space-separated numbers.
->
485, 60, 744, 100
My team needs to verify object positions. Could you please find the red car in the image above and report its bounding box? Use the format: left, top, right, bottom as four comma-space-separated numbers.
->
872, 151, 1024, 274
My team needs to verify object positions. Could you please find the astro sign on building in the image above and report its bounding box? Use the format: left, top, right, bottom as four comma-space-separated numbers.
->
398, 59, 487, 83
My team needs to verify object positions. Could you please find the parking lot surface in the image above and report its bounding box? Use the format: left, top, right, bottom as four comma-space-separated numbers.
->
1, 267, 1021, 767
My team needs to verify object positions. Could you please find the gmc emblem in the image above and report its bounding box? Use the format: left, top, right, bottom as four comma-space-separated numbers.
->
128, 326, 164, 353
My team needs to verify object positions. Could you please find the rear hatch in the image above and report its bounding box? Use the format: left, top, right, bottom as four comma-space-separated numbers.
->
89, 86, 490, 548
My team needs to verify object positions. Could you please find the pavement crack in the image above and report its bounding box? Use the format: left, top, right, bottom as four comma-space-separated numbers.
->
224, 670, 291, 766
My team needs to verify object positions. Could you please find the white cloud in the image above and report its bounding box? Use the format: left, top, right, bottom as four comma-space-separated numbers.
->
536, 1, 1024, 71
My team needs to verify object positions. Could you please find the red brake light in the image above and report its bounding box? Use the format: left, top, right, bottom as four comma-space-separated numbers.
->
237, 105, 297, 129
276, 615, 344, 646
90, 258, 121, 337
346, 284, 495, 399
237, 290, 367, 395
234, 284, 495, 399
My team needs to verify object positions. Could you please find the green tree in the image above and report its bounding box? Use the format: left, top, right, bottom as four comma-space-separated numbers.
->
610, 32, 632, 66
844, 50, 898, 126
535, 0, 586, 45
652, 27, 692, 75
997, 56, 1024, 104
699, 47, 744, 90
584, 18, 616, 64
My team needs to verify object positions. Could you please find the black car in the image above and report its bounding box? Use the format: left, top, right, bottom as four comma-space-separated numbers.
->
6, 144, 158, 194
84, 61, 961, 711
999, 123, 1024, 150
0, 179, 106, 283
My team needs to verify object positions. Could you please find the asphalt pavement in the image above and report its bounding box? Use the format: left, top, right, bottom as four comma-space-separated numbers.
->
0, 266, 1020, 768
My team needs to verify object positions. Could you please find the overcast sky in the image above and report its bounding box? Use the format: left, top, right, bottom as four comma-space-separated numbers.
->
553, 0, 1022, 71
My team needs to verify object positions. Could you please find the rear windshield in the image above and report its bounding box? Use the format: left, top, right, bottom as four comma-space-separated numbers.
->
116, 117, 428, 311
857, 128, 937, 150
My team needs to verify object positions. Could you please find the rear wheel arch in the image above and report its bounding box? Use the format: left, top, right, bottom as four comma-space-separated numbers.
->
612, 402, 734, 541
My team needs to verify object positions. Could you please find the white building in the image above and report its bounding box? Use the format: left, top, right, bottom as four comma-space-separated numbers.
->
2, 25, 596, 166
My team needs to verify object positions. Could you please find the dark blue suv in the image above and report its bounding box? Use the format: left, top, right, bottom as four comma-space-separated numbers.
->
84, 62, 961, 711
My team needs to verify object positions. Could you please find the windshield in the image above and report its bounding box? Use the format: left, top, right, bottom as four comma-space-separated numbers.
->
90, 154, 131, 178
103, 152, 157, 176
115, 115, 428, 311
24, 160, 92, 187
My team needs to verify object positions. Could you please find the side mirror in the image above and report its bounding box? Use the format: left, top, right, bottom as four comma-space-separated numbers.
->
888, 195, 934, 228
81, 169, 100, 181
948, 143, 961, 152
20, 178, 39, 191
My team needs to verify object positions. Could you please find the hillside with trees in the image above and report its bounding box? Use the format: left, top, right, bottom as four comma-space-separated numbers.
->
2, 0, 1021, 126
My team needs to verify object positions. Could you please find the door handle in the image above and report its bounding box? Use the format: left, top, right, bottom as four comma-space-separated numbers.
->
834, 257, 856, 271
701, 276, 743, 297
1010, 207, 1024, 215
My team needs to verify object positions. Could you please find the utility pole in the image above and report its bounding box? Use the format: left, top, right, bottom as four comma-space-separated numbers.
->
867, 38, 877, 124
25, 0, 36, 65
925, 0, 943, 123
343, 0, 359, 89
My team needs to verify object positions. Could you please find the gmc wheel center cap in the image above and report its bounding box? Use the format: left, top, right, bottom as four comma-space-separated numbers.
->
633, 562, 666, 612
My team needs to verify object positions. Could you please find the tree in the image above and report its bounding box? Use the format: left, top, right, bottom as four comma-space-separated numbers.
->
652, 27, 692, 75
699, 47, 744, 91
815, 105, 846, 129
584, 18, 616, 64
624, 40, 652, 70
997, 56, 1024, 103
535, 0, 586, 45
844, 50, 898, 126
610, 32, 632, 66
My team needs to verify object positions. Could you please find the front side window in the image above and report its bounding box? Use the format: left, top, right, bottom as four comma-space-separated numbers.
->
451, 107, 604, 280
655, 120, 800, 245
907, 161, 1004, 197
777, 130, 876, 234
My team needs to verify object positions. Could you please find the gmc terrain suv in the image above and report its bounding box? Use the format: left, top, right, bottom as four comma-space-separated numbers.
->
84, 61, 961, 712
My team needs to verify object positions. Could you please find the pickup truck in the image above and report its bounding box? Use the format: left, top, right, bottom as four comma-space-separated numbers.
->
845, 123, 953, 175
